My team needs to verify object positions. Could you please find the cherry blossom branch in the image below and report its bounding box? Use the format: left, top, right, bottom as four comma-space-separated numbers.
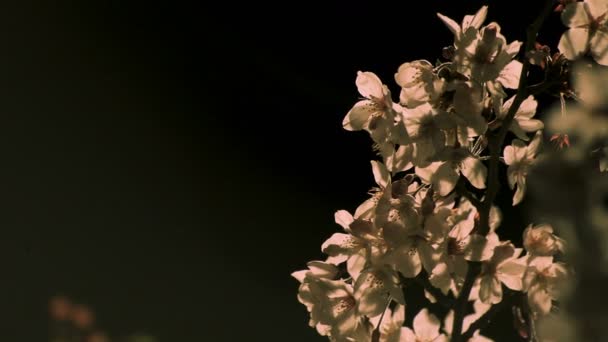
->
455, 178, 482, 210
461, 287, 517, 340
451, 2, 557, 341
413, 271, 455, 308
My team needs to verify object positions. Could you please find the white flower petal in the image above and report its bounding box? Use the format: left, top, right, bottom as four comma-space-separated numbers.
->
371, 160, 391, 188
434, 162, 460, 196
343, 100, 374, 131
461, 156, 487, 189
347, 251, 367, 280
437, 13, 461, 37
335, 210, 354, 231
586, 0, 608, 19
561, 2, 591, 27
558, 28, 591, 60
356, 71, 384, 99
497, 60, 522, 89
413, 308, 441, 341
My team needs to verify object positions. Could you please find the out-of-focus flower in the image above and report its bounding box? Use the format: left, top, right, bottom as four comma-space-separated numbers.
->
558, 0, 608, 65
71, 304, 95, 329
49, 295, 72, 321
523, 224, 566, 257
523, 256, 569, 316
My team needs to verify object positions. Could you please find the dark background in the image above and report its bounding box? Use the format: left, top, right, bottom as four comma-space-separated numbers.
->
0, 1, 564, 341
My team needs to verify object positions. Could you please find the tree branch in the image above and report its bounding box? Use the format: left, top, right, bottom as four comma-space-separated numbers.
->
451, 1, 557, 341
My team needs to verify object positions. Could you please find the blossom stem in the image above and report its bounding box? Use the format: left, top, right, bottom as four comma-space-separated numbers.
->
451, 1, 557, 340
461, 287, 516, 340
413, 271, 455, 308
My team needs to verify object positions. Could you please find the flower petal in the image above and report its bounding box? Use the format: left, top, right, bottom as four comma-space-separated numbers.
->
371, 160, 391, 188
343, 100, 374, 131
437, 13, 461, 37
335, 210, 354, 231
356, 71, 384, 99
497, 60, 522, 89
558, 28, 591, 60
561, 2, 590, 27
461, 156, 487, 189
586, 0, 608, 19
463, 234, 494, 261
590, 29, 608, 66
413, 308, 441, 341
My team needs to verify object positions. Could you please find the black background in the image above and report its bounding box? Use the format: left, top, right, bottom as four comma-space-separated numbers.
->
0, 1, 564, 341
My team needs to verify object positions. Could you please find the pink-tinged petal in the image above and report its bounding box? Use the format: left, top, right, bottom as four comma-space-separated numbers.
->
415, 162, 441, 185
512, 140, 528, 161
586, 0, 608, 19
343, 100, 374, 131
350, 219, 375, 239
357, 287, 388, 317
516, 95, 538, 119
433, 334, 450, 342
526, 131, 542, 158
391, 144, 415, 173
322, 233, 361, 256
356, 71, 384, 99
512, 177, 526, 205
434, 162, 459, 196
355, 197, 375, 219
391, 244, 422, 278
437, 12, 461, 37
561, 2, 591, 27
429, 263, 452, 295
401, 327, 417, 341
518, 119, 544, 133
413, 308, 441, 340
462, 6, 488, 31
503, 145, 516, 165
479, 275, 502, 304
335, 210, 354, 231
347, 251, 366, 280
510, 122, 529, 141
291, 270, 307, 283
461, 156, 487, 190
504, 40, 523, 58
497, 60, 522, 89
590, 29, 608, 66
497, 266, 525, 291
418, 241, 441, 273
463, 234, 494, 261
371, 160, 391, 188
558, 28, 591, 60
307, 261, 340, 279
528, 286, 552, 315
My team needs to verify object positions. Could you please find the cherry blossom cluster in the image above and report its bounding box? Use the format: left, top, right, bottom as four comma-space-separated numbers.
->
290, 1, 608, 340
